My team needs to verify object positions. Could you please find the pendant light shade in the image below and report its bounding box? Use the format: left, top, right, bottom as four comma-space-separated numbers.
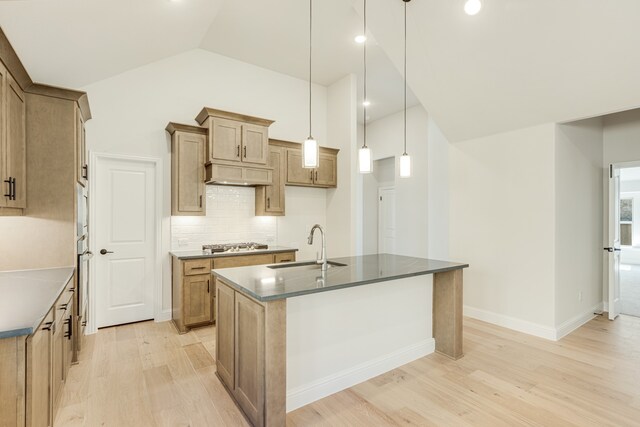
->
359, 146, 372, 173
303, 0, 319, 169
400, 153, 411, 178
399, 0, 411, 178
358, 0, 373, 174
303, 137, 319, 168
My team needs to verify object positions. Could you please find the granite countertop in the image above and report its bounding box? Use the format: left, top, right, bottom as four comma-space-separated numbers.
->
170, 246, 298, 260
212, 254, 469, 302
0, 267, 75, 339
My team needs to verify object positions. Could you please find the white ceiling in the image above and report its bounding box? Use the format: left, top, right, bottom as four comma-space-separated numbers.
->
2, 0, 640, 140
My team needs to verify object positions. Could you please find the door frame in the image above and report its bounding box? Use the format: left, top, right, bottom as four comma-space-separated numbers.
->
87, 152, 163, 334
378, 186, 396, 254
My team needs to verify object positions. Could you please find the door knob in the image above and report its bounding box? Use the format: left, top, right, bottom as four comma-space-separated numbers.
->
100, 249, 114, 255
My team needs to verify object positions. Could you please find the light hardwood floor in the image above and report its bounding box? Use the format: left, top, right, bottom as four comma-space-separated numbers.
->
55, 315, 640, 426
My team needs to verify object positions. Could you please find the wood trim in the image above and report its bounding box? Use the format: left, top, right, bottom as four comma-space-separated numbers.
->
25, 83, 92, 120
166, 122, 208, 136
0, 27, 32, 91
269, 138, 339, 155
196, 107, 275, 127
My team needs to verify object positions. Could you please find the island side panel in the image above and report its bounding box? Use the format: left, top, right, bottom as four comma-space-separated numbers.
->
433, 268, 464, 359
264, 299, 286, 427
0, 336, 26, 427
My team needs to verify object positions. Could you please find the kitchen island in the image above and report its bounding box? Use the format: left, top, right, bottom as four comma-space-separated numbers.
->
212, 254, 468, 427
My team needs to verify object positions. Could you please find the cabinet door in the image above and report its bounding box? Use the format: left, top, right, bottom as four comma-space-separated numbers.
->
314, 153, 337, 187
256, 146, 285, 216
51, 306, 65, 412
62, 299, 74, 382
6, 74, 26, 209
76, 107, 87, 186
172, 131, 205, 215
211, 118, 242, 163
234, 292, 265, 427
184, 275, 212, 326
26, 310, 53, 427
285, 148, 313, 186
216, 281, 235, 390
241, 124, 268, 165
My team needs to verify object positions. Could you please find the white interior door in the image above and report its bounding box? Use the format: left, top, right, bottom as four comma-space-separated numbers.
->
378, 187, 396, 254
95, 156, 157, 328
608, 166, 622, 320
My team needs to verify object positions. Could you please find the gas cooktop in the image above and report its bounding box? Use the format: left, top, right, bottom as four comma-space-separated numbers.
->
202, 242, 269, 253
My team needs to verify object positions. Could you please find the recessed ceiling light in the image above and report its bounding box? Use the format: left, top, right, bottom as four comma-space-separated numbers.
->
363, 100, 371, 107
354, 35, 367, 43
464, 0, 481, 15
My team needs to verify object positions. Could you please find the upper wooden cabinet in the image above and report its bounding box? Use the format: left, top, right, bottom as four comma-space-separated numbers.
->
0, 64, 27, 213
282, 142, 338, 189
255, 145, 285, 216
196, 108, 273, 167
166, 123, 207, 216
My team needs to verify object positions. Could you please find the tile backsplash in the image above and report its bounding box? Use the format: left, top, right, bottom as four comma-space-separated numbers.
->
171, 186, 277, 250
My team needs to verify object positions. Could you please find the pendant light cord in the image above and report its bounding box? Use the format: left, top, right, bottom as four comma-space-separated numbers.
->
363, 0, 367, 148
308, 0, 313, 139
403, 0, 407, 156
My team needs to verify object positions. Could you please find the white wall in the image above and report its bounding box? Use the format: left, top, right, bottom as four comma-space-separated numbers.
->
82, 48, 329, 315
427, 117, 450, 260
363, 106, 430, 258
449, 124, 557, 333
326, 75, 358, 258
554, 119, 604, 327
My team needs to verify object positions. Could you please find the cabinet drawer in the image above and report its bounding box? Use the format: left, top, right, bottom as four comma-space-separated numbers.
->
274, 252, 296, 263
214, 254, 274, 269
184, 259, 212, 276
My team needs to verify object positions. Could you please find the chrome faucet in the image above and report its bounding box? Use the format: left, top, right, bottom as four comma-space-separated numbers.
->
307, 224, 328, 271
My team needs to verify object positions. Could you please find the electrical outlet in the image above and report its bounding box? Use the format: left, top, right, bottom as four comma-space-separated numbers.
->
578, 291, 583, 302
178, 238, 188, 248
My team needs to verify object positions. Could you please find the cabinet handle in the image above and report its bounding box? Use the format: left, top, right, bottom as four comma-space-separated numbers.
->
315, 171, 318, 181
207, 279, 210, 294
64, 317, 72, 340
237, 145, 240, 158
82, 165, 88, 180
199, 195, 202, 207
59, 303, 68, 310
81, 320, 87, 327
68, 287, 75, 293
243, 146, 247, 158
310, 170, 313, 180
11, 178, 15, 200
42, 321, 54, 331
267, 197, 270, 209
191, 266, 207, 270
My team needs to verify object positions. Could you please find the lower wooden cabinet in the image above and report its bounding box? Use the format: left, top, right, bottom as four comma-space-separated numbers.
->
25, 310, 53, 427
172, 251, 296, 334
184, 274, 212, 326
234, 292, 265, 426
215, 279, 286, 427
216, 281, 235, 390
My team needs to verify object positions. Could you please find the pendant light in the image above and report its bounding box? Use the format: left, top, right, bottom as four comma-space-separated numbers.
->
399, 0, 411, 178
358, 0, 372, 174
302, 0, 320, 169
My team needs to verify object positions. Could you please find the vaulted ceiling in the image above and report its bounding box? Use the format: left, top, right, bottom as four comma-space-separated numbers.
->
1, 0, 639, 141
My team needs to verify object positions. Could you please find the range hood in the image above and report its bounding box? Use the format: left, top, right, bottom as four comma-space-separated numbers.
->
205, 163, 273, 187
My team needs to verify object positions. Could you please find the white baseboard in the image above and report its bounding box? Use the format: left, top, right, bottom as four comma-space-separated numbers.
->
603, 302, 609, 312
155, 309, 172, 323
554, 303, 602, 340
286, 338, 435, 413
464, 305, 556, 340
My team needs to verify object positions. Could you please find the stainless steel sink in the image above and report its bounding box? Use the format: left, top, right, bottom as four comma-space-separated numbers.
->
268, 261, 347, 270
